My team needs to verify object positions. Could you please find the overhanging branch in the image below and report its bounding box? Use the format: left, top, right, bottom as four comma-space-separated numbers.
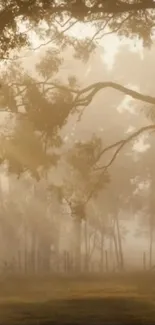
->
75, 82, 155, 107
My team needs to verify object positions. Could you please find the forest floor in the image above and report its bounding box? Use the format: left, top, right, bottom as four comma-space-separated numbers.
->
1, 272, 155, 324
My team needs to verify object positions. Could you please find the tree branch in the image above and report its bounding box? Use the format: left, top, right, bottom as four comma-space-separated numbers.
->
85, 124, 155, 204
8, 81, 78, 94
1, 1, 155, 31
0, 0, 155, 59
91, 0, 155, 15
95, 12, 134, 41
95, 124, 155, 171
75, 82, 155, 107
9, 81, 155, 106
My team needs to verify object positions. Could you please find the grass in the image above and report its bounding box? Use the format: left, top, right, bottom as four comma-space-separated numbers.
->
1, 272, 155, 324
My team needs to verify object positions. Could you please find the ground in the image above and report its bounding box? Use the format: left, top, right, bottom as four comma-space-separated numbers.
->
1, 272, 155, 324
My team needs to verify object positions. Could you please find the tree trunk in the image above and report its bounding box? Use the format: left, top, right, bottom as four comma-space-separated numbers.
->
143, 251, 146, 271
100, 230, 104, 273
105, 250, 109, 272
113, 233, 119, 268
24, 225, 28, 274
18, 250, 21, 272
114, 215, 124, 271
112, 229, 120, 269
109, 234, 113, 271
149, 215, 153, 269
31, 230, 36, 274
84, 220, 89, 272
42, 241, 51, 273
55, 238, 60, 273
73, 216, 82, 273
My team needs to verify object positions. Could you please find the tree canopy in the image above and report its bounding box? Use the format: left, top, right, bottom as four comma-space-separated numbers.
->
1, 0, 155, 59
0, 0, 155, 274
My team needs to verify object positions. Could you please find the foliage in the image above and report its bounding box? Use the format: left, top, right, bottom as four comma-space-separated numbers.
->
0, 52, 75, 178
0, 1, 155, 59
63, 135, 110, 209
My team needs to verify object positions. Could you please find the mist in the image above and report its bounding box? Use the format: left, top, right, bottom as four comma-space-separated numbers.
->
1, 1, 155, 324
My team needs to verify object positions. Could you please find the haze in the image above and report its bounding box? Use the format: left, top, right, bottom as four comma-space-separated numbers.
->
1, 5, 155, 324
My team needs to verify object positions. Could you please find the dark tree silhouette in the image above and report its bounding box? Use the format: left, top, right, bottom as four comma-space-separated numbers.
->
1, 0, 155, 59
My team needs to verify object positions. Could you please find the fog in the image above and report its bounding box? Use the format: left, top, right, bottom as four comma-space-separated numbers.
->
2, 1, 155, 324
0, 28, 154, 276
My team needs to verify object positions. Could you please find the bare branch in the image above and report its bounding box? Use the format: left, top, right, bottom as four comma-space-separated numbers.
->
9, 80, 155, 107
31, 20, 78, 51
75, 82, 155, 107
88, 14, 115, 44
8, 81, 78, 94
95, 124, 155, 171
85, 124, 155, 204
95, 12, 134, 41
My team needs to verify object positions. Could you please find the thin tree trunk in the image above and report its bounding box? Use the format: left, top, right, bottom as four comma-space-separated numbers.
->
24, 225, 27, 274
35, 234, 39, 274
31, 230, 36, 273
100, 230, 104, 273
115, 214, 124, 271
112, 228, 120, 269
105, 250, 108, 272
143, 251, 146, 271
73, 216, 82, 273
84, 220, 89, 272
149, 215, 153, 269
109, 234, 113, 271
18, 250, 21, 272
54, 234, 60, 273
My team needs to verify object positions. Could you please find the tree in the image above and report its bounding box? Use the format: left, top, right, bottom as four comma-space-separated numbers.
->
0, 173, 65, 274
1, 1, 155, 60
0, 51, 76, 272
0, 51, 76, 179
61, 124, 141, 272
60, 135, 110, 272
1, 1, 155, 274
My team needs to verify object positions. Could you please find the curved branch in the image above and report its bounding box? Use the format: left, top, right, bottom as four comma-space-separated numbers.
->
95, 124, 155, 171
75, 82, 155, 107
8, 81, 155, 107
85, 124, 155, 204
95, 12, 134, 41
